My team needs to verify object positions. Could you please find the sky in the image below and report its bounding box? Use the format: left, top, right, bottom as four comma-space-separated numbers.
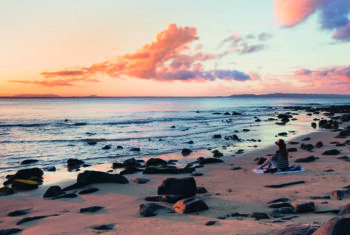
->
1, 0, 350, 97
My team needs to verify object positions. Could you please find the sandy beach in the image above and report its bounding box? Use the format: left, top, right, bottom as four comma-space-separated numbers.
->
1, 119, 350, 235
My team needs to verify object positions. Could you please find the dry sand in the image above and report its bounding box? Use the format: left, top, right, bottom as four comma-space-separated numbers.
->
1, 128, 350, 235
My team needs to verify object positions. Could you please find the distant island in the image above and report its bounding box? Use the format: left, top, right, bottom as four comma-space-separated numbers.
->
229, 93, 350, 98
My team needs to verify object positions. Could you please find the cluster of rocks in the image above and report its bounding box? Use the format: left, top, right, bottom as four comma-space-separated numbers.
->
140, 177, 209, 217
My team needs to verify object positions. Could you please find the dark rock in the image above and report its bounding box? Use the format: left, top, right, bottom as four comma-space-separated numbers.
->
302, 137, 311, 141
44, 166, 56, 172
173, 197, 209, 213
255, 118, 261, 122
242, 129, 250, 132
212, 134, 221, 139
337, 129, 350, 138
267, 202, 292, 208
291, 201, 315, 213
0, 228, 22, 235
16, 214, 58, 225
314, 210, 340, 214
67, 158, 85, 169
181, 148, 192, 156
146, 158, 167, 166
77, 170, 129, 185
256, 157, 267, 165
339, 203, 350, 216
310, 196, 331, 200
196, 186, 208, 194
198, 158, 224, 165
143, 166, 194, 174
191, 172, 203, 176
158, 177, 197, 198
4, 168, 43, 185
102, 145, 111, 150
133, 178, 150, 184
231, 167, 242, 171
278, 132, 288, 136
212, 150, 223, 158
288, 148, 298, 152
112, 162, 123, 169
123, 158, 141, 167
311, 122, 317, 128
315, 141, 323, 148
62, 182, 85, 191
130, 147, 140, 152
295, 156, 319, 163
116, 145, 123, 149
144, 195, 163, 202
265, 181, 305, 188
231, 212, 249, 217
43, 185, 64, 198
0, 187, 15, 196
270, 223, 320, 235
324, 169, 334, 172
20, 159, 38, 165
205, 221, 216, 226
52, 193, 78, 200
319, 119, 328, 127
331, 189, 350, 200
12, 179, 38, 190
271, 207, 296, 217
300, 144, 314, 151
323, 149, 340, 155
87, 140, 97, 145
91, 224, 114, 231
139, 203, 174, 217
267, 198, 290, 204
288, 141, 299, 145
8, 208, 31, 217
80, 206, 104, 213
250, 212, 269, 220
313, 215, 350, 235
217, 216, 226, 219
79, 186, 99, 195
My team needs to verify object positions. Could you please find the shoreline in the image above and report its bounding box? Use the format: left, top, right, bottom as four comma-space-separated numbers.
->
1, 110, 350, 234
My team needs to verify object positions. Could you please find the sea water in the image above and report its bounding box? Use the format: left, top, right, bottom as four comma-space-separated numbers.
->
0, 96, 348, 178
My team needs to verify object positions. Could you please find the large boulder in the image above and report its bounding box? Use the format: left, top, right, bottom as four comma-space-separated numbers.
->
123, 158, 141, 167
158, 177, 197, 198
11, 180, 38, 191
331, 189, 350, 200
4, 168, 43, 185
339, 203, 350, 216
0, 186, 15, 196
271, 223, 320, 235
43, 186, 64, 198
173, 197, 208, 213
145, 158, 167, 166
313, 215, 350, 235
77, 170, 129, 185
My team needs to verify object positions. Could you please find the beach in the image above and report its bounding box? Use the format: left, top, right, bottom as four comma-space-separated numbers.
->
1, 101, 350, 234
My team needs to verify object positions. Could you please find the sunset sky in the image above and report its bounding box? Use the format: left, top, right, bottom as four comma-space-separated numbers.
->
1, 0, 350, 97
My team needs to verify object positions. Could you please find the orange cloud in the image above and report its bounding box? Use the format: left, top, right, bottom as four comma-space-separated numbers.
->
12, 23, 253, 87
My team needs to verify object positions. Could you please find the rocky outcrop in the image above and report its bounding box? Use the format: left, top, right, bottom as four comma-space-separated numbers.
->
158, 177, 197, 198
313, 215, 350, 235
173, 197, 208, 213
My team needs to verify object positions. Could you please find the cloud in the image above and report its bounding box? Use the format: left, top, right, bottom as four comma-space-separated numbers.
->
295, 65, 350, 81
274, 0, 350, 41
13, 24, 254, 87
220, 32, 273, 55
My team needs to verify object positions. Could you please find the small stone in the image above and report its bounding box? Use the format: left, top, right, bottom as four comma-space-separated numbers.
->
205, 221, 216, 226
8, 208, 31, 217
133, 178, 150, 184
250, 212, 269, 220
80, 206, 104, 213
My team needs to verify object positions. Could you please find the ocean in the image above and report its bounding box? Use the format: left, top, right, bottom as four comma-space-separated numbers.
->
0, 96, 349, 178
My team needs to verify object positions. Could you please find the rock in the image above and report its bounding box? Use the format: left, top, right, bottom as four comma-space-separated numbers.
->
310, 196, 331, 200
196, 186, 208, 194
133, 178, 150, 184
62, 182, 85, 191
8, 208, 31, 217
250, 212, 269, 220
145, 195, 183, 203
145, 158, 167, 166
337, 129, 350, 138
129, 147, 140, 152
116, 145, 123, 149
79, 186, 99, 195
319, 119, 328, 127
4, 168, 43, 185
112, 162, 123, 169
43, 186, 64, 198
267, 198, 290, 204
0, 228, 23, 235
102, 145, 111, 150
267, 202, 292, 208
205, 221, 216, 226
231, 212, 249, 217
143, 166, 194, 174
91, 224, 114, 231
198, 158, 224, 165
139, 203, 174, 217
288, 141, 299, 145
339, 203, 350, 216
315, 141, 323, 148
302, 137, 311, 141
301, 144, 314, 151
287, 148, 298, 152
44, 166, 56, 172
255, 157, 267, 165
331, 189, 350, 200
52, 193, 78, 200
181, 148, 192, 156
314, 210, 340, 214
20, 159, 38, 165
278, 132, 288, 136
212, 150, 223, 158
231, 167, 242, 170
0, 187, 15, 196
242, 129, 250, 132
11, 179, 38, 190
123, 158, 141, 167
313, 215, 350, 235
291, 201, 315, 213
295, 156, 319, 163
173, 197, 209, 213
323, 149, 340, 155
67, 158, 85, 169
264, 181, 305, 188
311, 122, 317, 128
270, 223, 320, 235
272, 207, 296, 216
158, 177, 197, 198
80, 206, 104, 213
212, 134, 221, 139
77, 170, 129, 185
16, 214, 58, 225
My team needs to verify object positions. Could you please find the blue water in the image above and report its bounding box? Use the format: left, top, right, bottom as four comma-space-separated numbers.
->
0, 97, 348, 178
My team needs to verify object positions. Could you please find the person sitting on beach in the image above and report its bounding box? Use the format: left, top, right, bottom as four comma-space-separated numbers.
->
257, 139, 289, 172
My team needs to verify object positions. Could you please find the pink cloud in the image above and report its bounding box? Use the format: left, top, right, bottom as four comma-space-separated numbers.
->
295, 66, 350, 82
14, 24, 255, 87
274, 0, 350, 41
